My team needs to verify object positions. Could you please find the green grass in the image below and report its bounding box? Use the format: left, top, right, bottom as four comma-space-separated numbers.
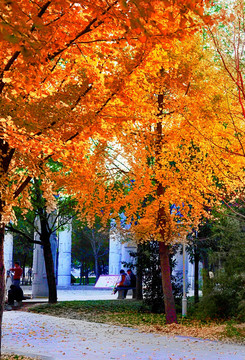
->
30, 300, 167, 327
28, 300, 245, 343
224, 321, 245, 340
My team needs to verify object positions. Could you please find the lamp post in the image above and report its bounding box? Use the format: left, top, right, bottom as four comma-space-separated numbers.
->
182, 242, 187, 316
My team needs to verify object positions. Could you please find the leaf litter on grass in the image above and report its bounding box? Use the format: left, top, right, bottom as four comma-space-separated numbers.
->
26, 300, 245, 344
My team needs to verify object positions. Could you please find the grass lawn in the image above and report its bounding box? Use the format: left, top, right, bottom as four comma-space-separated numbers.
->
28, 300, 245, 344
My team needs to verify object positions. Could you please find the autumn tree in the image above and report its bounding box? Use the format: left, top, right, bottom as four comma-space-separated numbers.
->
6, 178, 77, 302
0, 0, 211, 350
180, 0, 245, 216
66, 33, 235, 323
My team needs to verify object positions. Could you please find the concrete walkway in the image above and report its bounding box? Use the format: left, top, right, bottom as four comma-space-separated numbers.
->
2, 311, 245, 360
2, 287, 245, 360
22, 285, 116, 302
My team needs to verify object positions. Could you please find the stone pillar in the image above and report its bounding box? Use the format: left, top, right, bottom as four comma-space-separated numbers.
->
4, 232, 13, 299
4, 232, 13, 274
109, 223, 137, 275
172, 248, 189, 293
109, 228, 122, 275
32, 217, 58, 297
187, 259, 195, 291
57, 222, 72, 287
121, 242, 137, 271
32, 218, 48, 297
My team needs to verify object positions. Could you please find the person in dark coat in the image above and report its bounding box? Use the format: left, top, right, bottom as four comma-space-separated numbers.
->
127, 269, 136, 287
7, 285, 25, 309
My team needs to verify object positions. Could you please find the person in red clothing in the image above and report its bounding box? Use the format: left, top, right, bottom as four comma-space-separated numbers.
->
9, 262, 23, 287
113, 269, 130, 295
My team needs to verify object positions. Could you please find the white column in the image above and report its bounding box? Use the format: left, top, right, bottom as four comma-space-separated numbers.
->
109, 228, 122, 275
57, 222, 72, 287
121, 242, 137, 271
4, 232, 13, 299
32, 216, 58, 297
187, 257, 195, 291
32, 218, 49, 297
172, 248, 183, 279
4, 232, 13, 273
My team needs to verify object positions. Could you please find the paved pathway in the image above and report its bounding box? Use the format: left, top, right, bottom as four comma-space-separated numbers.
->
22, 285, 117, 302
2, 287, 245, 360
2, 310, 245, 360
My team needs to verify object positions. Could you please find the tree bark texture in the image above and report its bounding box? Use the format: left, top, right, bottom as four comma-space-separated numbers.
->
40, 217, 57, 303
159, 242, 177, 323
202, 253, 210, 297
136, 244, 143, 300
156, 94, 177, 324
194, 250, 199, 303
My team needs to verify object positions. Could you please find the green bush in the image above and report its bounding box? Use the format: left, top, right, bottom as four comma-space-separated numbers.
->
192, 273, 244, 321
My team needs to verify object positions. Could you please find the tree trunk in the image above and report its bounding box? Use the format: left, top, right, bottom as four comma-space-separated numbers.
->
85, 266, 89, 285
136, 244, 143, 300
40, 217, 57, 303
194, 249, 199, 303
0, 223, 5, 356
42, 235, 57, 303
159, 242, 177, 323
94, 253, 99, 281
202, 252, 209, 296
155, 96, 177, 324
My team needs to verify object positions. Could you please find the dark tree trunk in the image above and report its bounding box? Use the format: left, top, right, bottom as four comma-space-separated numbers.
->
40, 218, 57, 303
85, 266, 89, 285
202, 252, 209, 296
0, 223, 5, 356
155, 98, 177, 324
94, 253, 99, 281
136, 244, 143, 300
159, 242, 177, 323
194, 249, 199, 304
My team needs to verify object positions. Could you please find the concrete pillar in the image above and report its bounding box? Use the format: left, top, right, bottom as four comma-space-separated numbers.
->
187, 258, 195, 291
109, 222, 137, 275
57, 222, 72, 287
109, 228, 122, 275
4, 232, 13, 299
172, 248, 189, 293
32, 218, 48, 297
32, 217, 58, 297
121, 242, 137, 271
4, 232, 13, 274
